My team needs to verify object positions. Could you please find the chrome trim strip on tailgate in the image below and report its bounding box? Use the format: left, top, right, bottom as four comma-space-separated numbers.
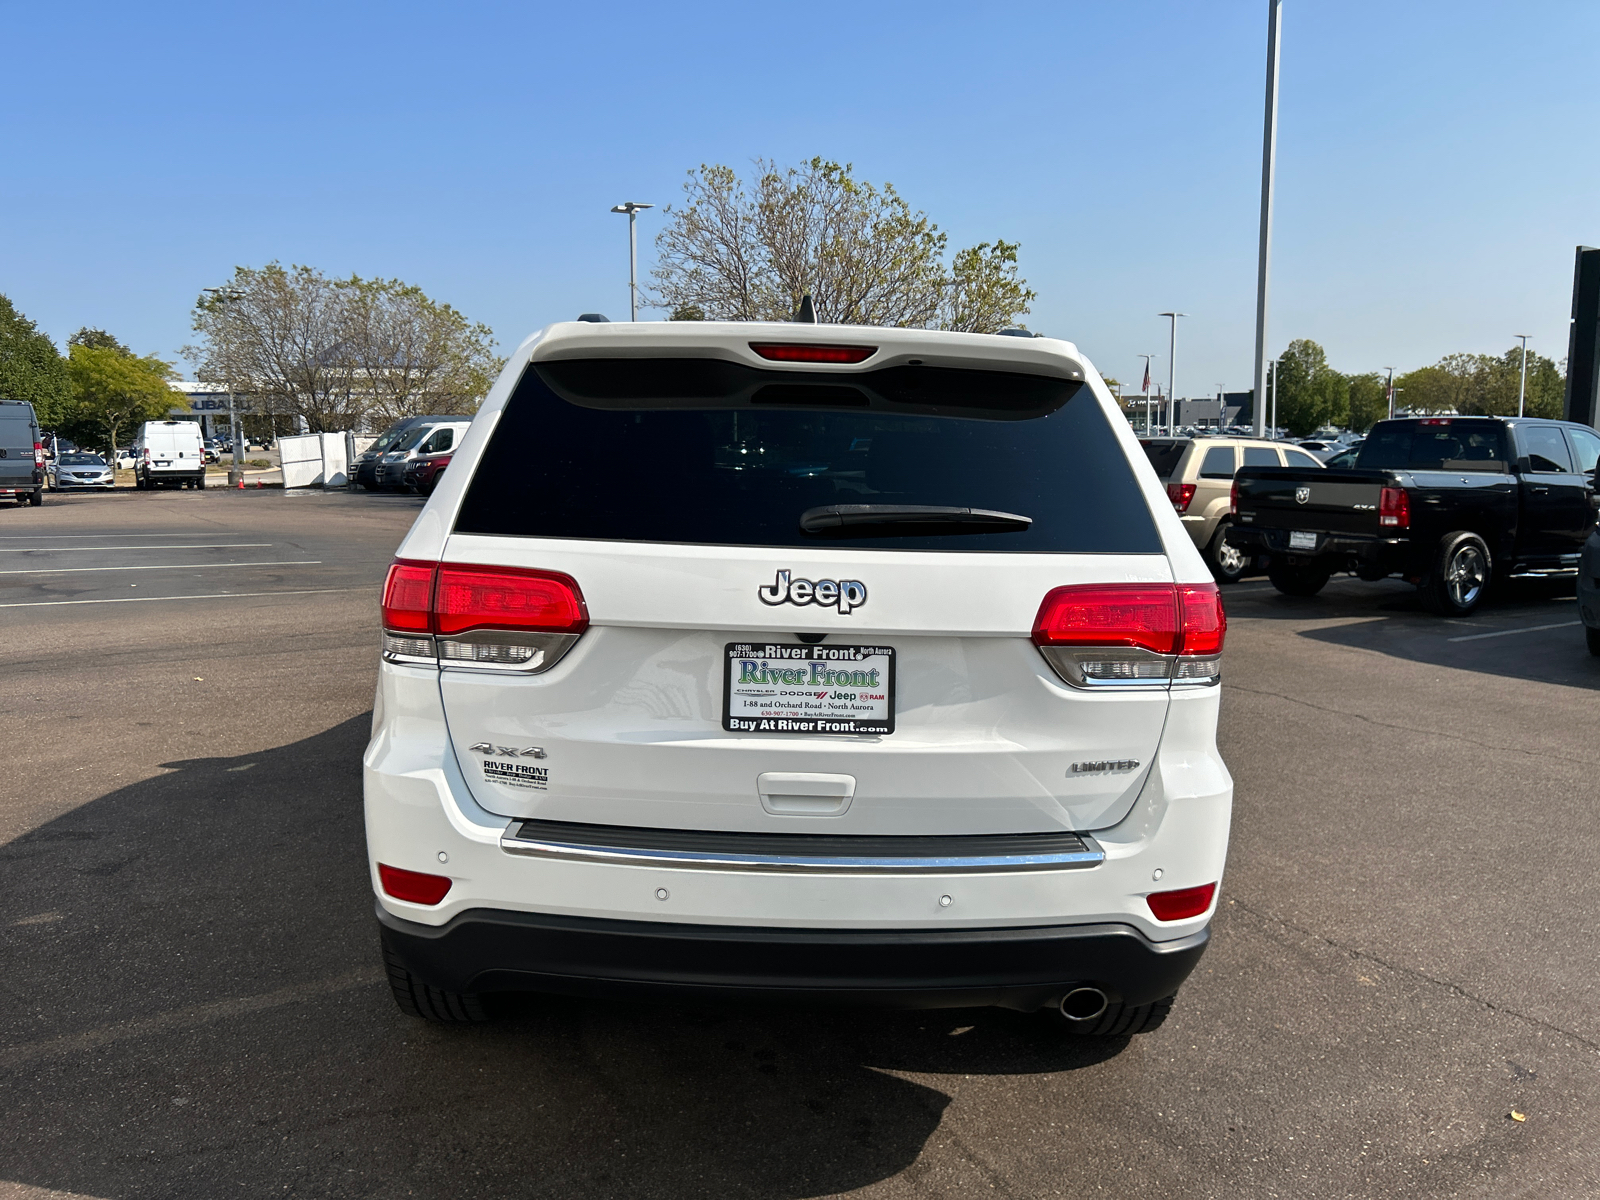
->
499, 819, 1104, 874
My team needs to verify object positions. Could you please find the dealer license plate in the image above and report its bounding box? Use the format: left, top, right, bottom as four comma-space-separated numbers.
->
1289, 531, 1317, 550
724, 642, 895, 735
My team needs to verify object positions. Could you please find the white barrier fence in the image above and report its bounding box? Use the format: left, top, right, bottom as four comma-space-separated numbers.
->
278, 432, 352, 488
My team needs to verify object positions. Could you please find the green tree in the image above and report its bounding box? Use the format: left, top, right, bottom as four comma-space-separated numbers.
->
0, 295, 72, 427
1395, 355, 1479, 415
652, 159, 1035, 332
1346, 372, 1388, 433
64, 344, 179, 465
69, 327, 132, 355
1273, 339, 1348, 437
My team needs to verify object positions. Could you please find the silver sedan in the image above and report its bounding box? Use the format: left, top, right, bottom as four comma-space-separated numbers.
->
47, 452, 115, 490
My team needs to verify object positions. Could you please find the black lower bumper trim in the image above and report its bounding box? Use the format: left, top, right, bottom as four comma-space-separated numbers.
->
376, 903, 1210, 1012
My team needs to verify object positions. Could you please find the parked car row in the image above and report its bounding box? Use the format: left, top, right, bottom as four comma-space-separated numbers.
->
353, 415, 469, 495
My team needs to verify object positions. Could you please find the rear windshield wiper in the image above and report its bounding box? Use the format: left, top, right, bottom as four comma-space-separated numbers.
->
799, 504, 1032, 537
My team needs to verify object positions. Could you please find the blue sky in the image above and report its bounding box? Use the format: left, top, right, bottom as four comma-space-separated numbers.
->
4, 0, 1597, 395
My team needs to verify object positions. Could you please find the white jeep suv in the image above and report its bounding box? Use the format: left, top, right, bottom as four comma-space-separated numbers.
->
365, 320, 1232, 1035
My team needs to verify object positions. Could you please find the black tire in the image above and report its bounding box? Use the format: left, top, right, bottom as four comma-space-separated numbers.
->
196, 475, 206, 490
1421, 531, 1490, 616
1206, 523, 1250, 583
382, 943, 490, 1024
1061, 994, 1175, 1037
1267, 556, 1331, 597
1585, 625, 1600, 657
27, 488, 43, 507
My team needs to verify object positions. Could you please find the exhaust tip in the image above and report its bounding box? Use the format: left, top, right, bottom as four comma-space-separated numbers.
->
1059, 987, 1109, 1022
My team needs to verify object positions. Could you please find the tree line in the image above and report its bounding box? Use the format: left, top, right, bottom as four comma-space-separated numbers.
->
1271, 338, 1566, 438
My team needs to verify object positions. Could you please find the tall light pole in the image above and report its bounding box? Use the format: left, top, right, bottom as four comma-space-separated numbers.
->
1159, 312, 1187, 433
1383, 367, 1395, 421
610, 201, 654, 320
202, 286, 247, 487
1515, 334, 1532, 417
1269, 357, 1281, 437
1137, 353, 1156, 434
1252, 0, 1284, 439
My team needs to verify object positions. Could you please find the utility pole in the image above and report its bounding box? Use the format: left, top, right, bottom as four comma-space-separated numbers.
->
202, 286, 247, 487
1252, 0, 1284, 439
1515, 334, 1532, 417
1159, 312, 1187, 434
1383, 367, 1395, 421
610, 201, 654, 320
1269, 358, 1280, 438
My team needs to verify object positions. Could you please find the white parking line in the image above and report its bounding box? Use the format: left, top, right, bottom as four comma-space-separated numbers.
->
0, 560, 320, 575
1447, 621, 1581, 643
0, 543, 273, 552
0, 588, 364, 609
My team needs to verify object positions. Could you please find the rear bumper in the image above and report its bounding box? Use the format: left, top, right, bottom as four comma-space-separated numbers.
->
377, 902, 1210, 1011
1227, 524, 1411, 571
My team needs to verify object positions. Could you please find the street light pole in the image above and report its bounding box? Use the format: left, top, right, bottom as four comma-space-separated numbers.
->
1515, 334, 1532, 417
1252, 0, 1284, 440
202, 286, 247, 487
610, 201, 654, 320
1158, 312, 1187, 433
1269, 358, 1281, 438
1383, 367, 1395, 421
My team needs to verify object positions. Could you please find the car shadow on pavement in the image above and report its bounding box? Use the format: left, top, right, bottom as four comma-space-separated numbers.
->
1223, 576, 1600, 690
0, 716, 1125, 1200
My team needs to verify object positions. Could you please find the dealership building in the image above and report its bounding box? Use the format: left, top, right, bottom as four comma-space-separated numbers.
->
167, 381, 244, 439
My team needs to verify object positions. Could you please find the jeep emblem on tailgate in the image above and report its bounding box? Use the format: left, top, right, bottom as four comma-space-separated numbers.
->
758, 569, 867, 615
1295, 486, 1310, 504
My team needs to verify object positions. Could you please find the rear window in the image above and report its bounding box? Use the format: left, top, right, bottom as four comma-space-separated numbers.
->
1358, 420, 1509, 472
1140, 440, 1189, 480
455, 357, 1162, 554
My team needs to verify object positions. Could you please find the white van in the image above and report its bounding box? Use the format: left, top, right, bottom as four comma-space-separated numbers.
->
366, 320, 1232, 1036
133, 420, 206, 489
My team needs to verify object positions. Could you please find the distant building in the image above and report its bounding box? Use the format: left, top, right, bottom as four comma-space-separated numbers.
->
167, 382, 245, 439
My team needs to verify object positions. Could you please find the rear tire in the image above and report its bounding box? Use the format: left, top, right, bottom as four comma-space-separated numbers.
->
382, 943, 490, 1024
1421, 531, 1490, 617
196, 475, 206, 490
1207, 523, 1250, 583
1267, 556, 1331, 597
27, 488, 43, 507
1061, 994, 1175, 1037
1585, 625, 1600, 657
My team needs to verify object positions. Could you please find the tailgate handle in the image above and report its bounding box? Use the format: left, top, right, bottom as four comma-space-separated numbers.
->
758, 772, 855, 817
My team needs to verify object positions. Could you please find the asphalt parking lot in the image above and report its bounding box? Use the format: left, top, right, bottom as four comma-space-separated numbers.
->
2, 489, 1598, 1199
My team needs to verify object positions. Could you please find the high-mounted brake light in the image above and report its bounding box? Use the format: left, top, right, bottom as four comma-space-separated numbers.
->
1167, 482, 1197, 514
1032, 583, 1225, 687
1147, 882, 1216, 922
378, 863, 452, 906
380, 560, 588, 672
1379, 486, 1410, 529
749, 342, 877, 364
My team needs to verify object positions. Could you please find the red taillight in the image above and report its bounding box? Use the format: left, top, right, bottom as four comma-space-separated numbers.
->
381, 559, 436, 633
1229, 479, 1240, 514
33, 441, 44, 467
1177, 583, 1226, 655
433, 564, 588, 637
1032, 583, 1224, 658
1166, 482, 1197, 514
749, 342, 877, 364
378, 863, 452, 906
1379, 486, 1410, 529
1033, 584, 1181, 654
1148, 882, 1216, 921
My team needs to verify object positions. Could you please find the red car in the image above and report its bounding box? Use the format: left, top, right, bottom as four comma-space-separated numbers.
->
403, 450, 451, 495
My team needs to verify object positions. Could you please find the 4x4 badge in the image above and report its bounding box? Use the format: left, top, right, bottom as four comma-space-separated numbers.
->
469, 742, 547, 759
757, 569, 867, 615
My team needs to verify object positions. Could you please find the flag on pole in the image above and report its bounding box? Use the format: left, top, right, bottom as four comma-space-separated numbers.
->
1141, 362, 1151, 394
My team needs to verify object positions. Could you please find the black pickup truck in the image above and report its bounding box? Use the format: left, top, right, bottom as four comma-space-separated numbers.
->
1226, 416, 1600, 615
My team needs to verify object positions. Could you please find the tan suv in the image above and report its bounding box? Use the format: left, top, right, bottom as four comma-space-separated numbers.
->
1140, 436, 1325, 582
